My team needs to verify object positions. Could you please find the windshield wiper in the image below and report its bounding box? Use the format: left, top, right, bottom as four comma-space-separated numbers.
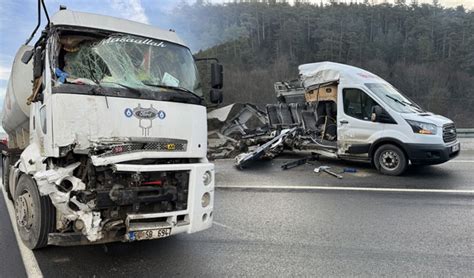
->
385, 94, 423, 112
101, 81, 142, 96
141, 82, 203, 102
385, 94, 406, 106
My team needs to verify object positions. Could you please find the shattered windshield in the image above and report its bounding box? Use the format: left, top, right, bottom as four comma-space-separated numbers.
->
365, 83, 424, 113
57, 34, 202, 96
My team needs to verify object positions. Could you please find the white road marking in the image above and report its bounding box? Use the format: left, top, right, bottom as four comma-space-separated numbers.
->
217, 185, 474, 194
448, 160, 474, 163
1, 184, 43, 278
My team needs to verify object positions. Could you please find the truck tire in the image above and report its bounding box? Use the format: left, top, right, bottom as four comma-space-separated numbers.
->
374, 144, 408, 176
14, 175, 55, 249
3, 155, 12, 200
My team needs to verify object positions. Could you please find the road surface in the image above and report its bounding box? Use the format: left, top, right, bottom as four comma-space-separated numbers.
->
0, 147, 473, 277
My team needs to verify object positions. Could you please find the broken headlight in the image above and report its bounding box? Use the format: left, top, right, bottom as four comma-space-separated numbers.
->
406, 120, 437, 135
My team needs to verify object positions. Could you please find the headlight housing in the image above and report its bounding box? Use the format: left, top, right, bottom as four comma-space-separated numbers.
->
406, 120, 437, 135
202, 170, 212, 186
201, 192, 211, 208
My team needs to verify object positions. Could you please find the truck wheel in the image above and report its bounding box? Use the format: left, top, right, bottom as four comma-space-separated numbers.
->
14, 175, 55, 249
374, 144, 408, 176
3, 156, 12, 200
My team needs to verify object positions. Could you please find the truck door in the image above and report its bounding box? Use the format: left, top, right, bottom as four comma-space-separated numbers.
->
337, 87, 384, 158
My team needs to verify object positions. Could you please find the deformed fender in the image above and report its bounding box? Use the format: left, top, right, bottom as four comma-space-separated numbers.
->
18, 143, 46, 175
33, 162, 103, 242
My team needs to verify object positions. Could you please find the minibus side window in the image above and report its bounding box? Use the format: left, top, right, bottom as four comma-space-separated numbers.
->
343, 88, 379, 121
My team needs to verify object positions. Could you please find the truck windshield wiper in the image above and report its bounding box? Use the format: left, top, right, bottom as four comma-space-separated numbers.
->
101, 81, 142, 96
141, 82, 203, 101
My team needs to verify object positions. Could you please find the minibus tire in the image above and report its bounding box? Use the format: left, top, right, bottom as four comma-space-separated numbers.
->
374, 144, 408, 176
14, 175, 55, 249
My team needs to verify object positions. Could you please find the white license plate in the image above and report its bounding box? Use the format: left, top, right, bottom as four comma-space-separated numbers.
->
129, 228, 171, 241
452, 143, 460, 152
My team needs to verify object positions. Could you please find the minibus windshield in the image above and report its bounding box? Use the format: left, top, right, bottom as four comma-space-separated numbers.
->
365, 83, 424, 113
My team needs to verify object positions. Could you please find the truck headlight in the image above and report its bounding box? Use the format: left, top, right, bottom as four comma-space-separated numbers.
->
202, 171, 212, 186
201, 192, 211, 208
406, 120, 437, 135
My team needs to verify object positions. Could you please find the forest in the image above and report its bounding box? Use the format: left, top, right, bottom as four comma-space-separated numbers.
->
171, 1, 474, 127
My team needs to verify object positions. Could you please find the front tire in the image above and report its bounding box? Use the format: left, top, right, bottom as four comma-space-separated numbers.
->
14, 175, 55, 250
374, 144, 408, 176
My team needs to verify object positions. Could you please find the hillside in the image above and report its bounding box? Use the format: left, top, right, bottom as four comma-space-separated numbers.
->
172, 1, 474, 127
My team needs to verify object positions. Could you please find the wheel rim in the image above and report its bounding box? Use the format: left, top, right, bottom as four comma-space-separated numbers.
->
15, 191, 35, 231
380, 150, 400, 171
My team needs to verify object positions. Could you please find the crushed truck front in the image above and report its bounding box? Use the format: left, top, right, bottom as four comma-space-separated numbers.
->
4, 9, 217, 248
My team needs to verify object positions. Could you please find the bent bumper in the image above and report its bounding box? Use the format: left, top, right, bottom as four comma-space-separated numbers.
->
48, 162, 215, 246
405, 141, 460, 165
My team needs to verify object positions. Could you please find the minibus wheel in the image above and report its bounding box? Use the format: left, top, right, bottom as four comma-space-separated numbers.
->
14, 175, 55, 249
374, 144, 408, 176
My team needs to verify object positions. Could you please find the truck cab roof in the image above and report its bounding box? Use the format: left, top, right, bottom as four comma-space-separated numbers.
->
50, 9, 188, 48
298, 61, 386, 89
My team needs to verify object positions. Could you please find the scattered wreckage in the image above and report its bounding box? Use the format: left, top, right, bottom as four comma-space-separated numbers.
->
2, 4, 223, 249
209, 62, 461, 176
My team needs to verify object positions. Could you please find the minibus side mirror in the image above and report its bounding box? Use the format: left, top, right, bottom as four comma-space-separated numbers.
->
371, 105, 397, 124
371, 105, 383, 122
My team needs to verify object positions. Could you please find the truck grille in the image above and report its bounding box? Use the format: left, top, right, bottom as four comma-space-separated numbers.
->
98, 139, 187, 157
442, 123, 457, 143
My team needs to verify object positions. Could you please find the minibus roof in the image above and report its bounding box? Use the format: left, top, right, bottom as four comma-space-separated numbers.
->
298, 61, 386, 89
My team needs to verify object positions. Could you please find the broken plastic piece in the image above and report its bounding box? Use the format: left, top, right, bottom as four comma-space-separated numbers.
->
34, 162, 103, 242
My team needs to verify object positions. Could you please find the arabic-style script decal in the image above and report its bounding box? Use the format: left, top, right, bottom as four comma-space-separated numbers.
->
124, 104, 166, 136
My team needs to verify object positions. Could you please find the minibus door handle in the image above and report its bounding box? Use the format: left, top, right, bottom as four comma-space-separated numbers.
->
340, 120, 349, 125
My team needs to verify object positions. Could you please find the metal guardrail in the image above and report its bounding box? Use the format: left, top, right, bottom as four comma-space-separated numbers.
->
457, 128, 474, 138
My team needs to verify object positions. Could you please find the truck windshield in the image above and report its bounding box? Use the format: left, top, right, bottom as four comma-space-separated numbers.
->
58, 34, 202, 96
365, 83, 424, 113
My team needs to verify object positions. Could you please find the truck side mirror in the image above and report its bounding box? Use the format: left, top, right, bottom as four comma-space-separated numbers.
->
210, 89, 223, 104
33, 48, 44, 79
211, 63, 223, 89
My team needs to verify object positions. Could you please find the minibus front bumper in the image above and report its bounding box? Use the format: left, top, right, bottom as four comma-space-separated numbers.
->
405, 141, 460, 165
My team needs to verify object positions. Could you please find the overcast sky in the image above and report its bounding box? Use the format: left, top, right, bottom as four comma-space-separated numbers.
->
0, 0, 473, 115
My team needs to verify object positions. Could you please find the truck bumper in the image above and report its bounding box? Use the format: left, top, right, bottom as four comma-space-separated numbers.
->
48, 162, 215, 246
405, 141, 460, 165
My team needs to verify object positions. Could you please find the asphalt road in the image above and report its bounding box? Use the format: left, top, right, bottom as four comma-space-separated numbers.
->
216, 150, 474, 190
1, 187, 473, 277
0, 145, 473, 277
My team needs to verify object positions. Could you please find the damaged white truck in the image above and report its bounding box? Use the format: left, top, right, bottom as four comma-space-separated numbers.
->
2, 4, 223, 249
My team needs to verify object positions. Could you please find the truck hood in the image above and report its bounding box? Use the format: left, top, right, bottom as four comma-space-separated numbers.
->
401, 112, 454, 127
52, 94, 208, 159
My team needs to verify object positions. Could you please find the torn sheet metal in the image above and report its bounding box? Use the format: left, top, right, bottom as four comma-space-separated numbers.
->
34, 162, 103, 242
299, 63, 340, 90
208, 103, 268, 139
235, 127, 297, 169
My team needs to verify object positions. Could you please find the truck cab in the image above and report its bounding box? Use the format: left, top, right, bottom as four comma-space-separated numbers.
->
2, 9, 222, 249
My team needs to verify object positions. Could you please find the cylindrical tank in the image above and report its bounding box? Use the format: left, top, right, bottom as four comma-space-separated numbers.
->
2, 45, 34, 150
